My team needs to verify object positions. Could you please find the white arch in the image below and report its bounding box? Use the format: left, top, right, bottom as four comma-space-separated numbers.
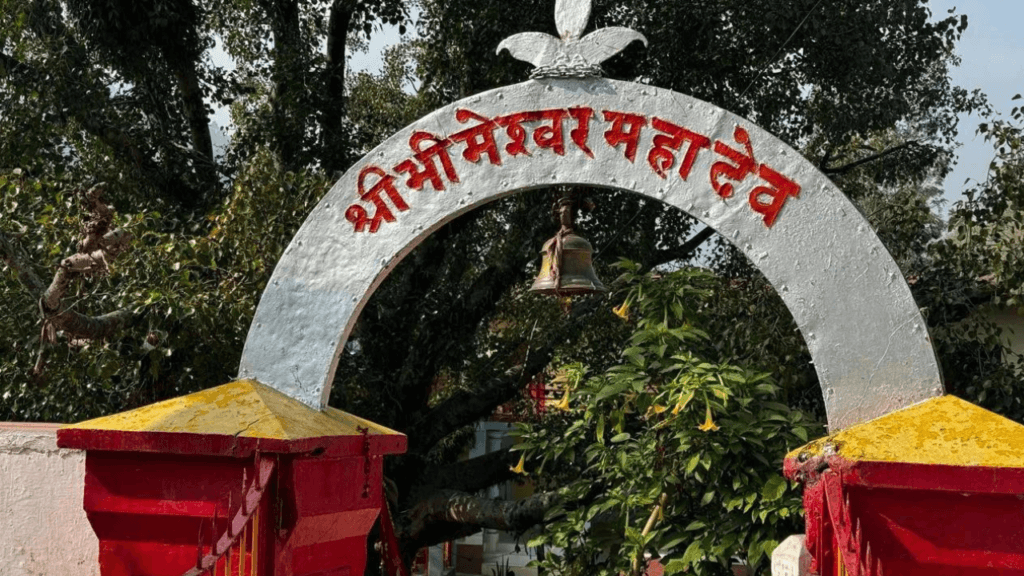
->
238, 78, 942, 431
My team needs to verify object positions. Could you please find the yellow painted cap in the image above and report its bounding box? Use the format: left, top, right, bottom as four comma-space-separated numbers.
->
58, 380, 406, 457
788, 395, 1024, 469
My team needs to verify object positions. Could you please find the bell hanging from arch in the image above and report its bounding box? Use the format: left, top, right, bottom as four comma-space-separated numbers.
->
529, 196, 607, 296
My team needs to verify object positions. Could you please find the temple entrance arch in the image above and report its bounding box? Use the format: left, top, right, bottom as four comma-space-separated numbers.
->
238, 77, 942, 431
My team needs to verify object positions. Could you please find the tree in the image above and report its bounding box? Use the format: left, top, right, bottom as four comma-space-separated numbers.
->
1, 0, 217, 206
0, 0, 412, 204
513, 266, 819, 576
0, 155, 329, 419
0, 0, 1007, 574
918, 99, 1024, 423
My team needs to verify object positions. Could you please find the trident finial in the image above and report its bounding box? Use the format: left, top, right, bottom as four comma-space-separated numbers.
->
497, 0, 647, 79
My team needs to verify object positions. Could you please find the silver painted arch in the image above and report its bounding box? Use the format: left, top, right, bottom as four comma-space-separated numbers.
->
238, 78, 943, 431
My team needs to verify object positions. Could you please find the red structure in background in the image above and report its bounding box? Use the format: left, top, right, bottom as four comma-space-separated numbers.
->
57, 380, 406, 576
490, 375, 558, 422
784, 395, 1024, 576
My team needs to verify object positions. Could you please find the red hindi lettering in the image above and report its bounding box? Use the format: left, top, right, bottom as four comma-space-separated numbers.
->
394, 131, 460, 192
451, 109, 502, 165
602, 110, 647, 162
710, 126, 756, 198
345, 165, 410, 233
498, 108, 595, 157
749, 164, 800, 227
646, 117, 711, 180
532, 109, 569, 155
568, 107, 595, 157
496, 111, 543, 157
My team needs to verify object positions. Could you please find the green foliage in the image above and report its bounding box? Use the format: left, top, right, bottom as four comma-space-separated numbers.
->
945, 111, 1024, 308
0, 155, 328, 420
346, 41, 442, 155
920, 100, 1024, 421
418, 0, 982, 165
513, 266, 820, 576
0, 0, 220, 206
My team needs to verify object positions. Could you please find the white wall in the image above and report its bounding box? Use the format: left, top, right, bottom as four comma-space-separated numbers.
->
0, 423, 97, 576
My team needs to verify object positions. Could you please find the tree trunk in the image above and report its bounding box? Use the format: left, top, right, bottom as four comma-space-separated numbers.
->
263, 0, 303, 169
321, 0, 354, 175
168, 54, 216, 188
399, 490, 560, 553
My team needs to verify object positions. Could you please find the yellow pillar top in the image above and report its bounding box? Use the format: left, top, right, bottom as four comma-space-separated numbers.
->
787, 395, 1024, 468
61, 379, 402, 441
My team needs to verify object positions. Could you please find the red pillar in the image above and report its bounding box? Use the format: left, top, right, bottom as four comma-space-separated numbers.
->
58, 379, 406, 576
784, 395, 1024, 576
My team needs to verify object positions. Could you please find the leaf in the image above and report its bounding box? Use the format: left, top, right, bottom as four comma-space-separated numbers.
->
685, 453, 700, 474
762, 401, 791, 413
663, 559, 689, 575
610, 432, 631, 443
672, 391, 695, 414
660, 534, 689, 550
747, 540, 764, 564
595, 381, 629, 401
681, 541, 703, 564
751, 539, 779, 565
762, 475, 787, 502
683, 520, 706, 532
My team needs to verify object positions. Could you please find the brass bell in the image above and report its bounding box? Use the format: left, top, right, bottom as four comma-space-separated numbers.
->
529, 197, 607, 296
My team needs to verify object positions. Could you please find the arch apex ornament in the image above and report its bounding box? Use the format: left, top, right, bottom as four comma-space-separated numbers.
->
239, 77, 944, 432
497, 0, 647, 78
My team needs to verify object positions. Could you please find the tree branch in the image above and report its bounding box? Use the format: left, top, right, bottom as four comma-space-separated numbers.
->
50, 308, 136, 341
41, 186, 130, 309
4, 184, 138, 378
632, 493, 669, 576
259, 0, 303, 169
822, 141, 917, 175
407, 352, 551, 455
320, 0, 355, 173
167, 55, 216, 184
406, 295, 605, 455
400, 489, 560, 550
414, 448, 519, 499
393, 251, 534, 414
641, 226, 716, 274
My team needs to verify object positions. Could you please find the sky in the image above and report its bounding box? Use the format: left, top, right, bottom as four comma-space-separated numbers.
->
930, 0, 1024, 207
215, 1, 1024, 211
